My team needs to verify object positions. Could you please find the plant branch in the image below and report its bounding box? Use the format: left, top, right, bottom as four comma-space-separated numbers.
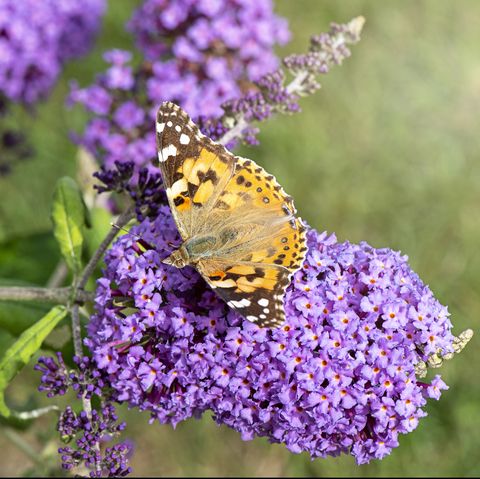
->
70, 205, 135, 358
0, 286, 93, 304
77, 205, 136, 292
12, 405, 59, 421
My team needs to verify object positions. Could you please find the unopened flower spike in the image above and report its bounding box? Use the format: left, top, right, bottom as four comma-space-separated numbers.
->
415, 328, 474, 378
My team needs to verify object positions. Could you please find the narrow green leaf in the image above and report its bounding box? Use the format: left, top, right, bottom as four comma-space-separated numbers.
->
51, 177, 86, 275
0, 305, 67, 417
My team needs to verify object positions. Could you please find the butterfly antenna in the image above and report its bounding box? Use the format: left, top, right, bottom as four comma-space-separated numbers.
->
111, 223, 154, 250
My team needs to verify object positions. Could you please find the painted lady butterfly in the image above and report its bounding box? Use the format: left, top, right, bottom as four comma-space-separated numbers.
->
156, 102, 307, 327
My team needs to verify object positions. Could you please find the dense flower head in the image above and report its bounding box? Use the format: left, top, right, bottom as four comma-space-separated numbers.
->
87, 205, 454, 464
129, 0, 289, 84
70, 0, 289, 171
0, 0, 106, 105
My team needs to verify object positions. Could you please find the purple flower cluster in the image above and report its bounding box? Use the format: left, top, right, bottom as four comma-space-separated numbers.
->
129, 0, 289, 108
0, 0, 105, 105
36, 353, 131, 476
215, 16, 366, 148
58, 404, 131, 477
70, 0, 289, 170
87, 205, 453, 464
36, 353, 106, 400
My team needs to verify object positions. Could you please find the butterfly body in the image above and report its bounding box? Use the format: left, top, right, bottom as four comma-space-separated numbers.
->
156, 102, 308, 328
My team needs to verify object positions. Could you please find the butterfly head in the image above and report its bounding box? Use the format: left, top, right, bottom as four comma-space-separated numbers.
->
162, 246, 189, 269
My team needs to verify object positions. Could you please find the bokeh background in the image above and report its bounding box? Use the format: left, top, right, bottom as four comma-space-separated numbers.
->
0, 0, 479, 476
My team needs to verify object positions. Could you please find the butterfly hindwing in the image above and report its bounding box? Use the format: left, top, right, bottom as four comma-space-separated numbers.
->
197, 259, 292, 327
156, 102, 307, 327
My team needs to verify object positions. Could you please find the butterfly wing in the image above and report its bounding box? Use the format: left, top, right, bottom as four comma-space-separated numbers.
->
156, 102, 307, 327
156, 102, 236, 240
195, 156, 307, 327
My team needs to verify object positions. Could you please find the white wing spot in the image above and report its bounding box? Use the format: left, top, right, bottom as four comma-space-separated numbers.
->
246, 315, 259, 322
258, 298, 269, 307
167, 121, 173, 127
156, 122, 165, 133
169, 178, 188, 197
161, 144, 177, 162
259, 314, 267, 319
263, 308, 270, 314
180, 133, 190, 145
229, 298, 251, 308
175, 125, 181, 132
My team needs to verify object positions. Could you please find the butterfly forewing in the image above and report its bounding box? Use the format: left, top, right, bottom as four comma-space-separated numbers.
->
156, 102, 307, 327
156, 103, 236, 239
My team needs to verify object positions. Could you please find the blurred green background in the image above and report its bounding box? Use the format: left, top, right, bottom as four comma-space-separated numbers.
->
0, 0, 479, 476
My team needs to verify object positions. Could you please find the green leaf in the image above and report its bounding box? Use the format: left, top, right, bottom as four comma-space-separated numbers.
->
0, 305, 67, 417
51, 177, 86, 276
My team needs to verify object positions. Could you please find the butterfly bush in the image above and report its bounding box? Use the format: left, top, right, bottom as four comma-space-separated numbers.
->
0, 0, 106, 105
85, 195, 454, 465
70, 0, 289, 171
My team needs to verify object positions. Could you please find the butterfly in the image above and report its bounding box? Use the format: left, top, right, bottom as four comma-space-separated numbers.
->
155, 102, 307, 328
